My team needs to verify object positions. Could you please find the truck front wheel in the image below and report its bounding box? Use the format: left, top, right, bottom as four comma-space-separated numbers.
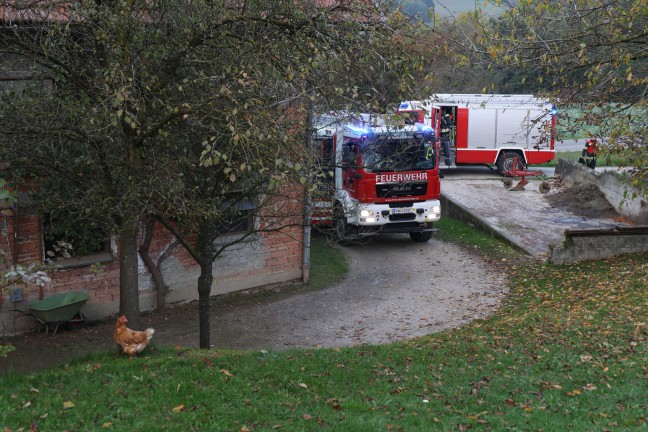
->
334, 207, 354, 246
409, 231, 432, 242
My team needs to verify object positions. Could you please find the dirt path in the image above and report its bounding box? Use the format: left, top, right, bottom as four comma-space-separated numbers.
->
1, 236, 507, 374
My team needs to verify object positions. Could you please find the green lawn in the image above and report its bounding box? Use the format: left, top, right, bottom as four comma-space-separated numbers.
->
555, 105, 646, 141
1, 223, 646, 431
531, 151, 626, 168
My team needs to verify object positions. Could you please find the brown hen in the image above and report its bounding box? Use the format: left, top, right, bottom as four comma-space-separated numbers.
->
114, 315, 155, 356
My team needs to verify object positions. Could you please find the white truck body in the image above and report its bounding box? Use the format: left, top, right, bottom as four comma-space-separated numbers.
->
398, 94, 557, 173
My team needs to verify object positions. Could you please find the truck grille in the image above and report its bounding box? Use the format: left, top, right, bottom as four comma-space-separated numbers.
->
376, 182, 427, 198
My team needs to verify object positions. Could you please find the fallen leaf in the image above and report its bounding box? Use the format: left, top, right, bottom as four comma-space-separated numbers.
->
63, 401, 75, 409
303, 414, 313, 420
298, 383, 308, 389
172, 404, 185, 413
85, 363, 102, 373
220, 369, 233, 379
102, 422, 113, 428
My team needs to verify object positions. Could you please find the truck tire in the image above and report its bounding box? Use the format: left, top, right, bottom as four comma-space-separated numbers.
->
334, 206, 354, 246
409, 231, 432, 242
496, 151, 526, 176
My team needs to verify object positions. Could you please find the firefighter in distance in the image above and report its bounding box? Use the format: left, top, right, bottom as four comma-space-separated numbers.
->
578, 137, 599, 169
440, 113, 453, 166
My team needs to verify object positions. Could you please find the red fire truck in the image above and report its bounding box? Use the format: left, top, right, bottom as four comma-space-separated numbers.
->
398, 94, 557, 175
311, 113, 441, 244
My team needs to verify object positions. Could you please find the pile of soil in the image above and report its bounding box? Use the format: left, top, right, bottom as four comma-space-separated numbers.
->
545, 182, 619, 219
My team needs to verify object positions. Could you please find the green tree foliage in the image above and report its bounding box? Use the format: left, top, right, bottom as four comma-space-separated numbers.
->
0, 0, 423, 346
472, 0, 647, 198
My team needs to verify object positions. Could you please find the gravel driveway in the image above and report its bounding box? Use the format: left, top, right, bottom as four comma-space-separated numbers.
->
1, 235, 507, 374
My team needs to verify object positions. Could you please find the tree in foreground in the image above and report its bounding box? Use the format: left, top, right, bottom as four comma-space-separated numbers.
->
0, 0, 424, 346
470, 0, 647, 198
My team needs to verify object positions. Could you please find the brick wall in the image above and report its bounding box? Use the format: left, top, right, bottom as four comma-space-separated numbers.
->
0, 193, 305, 336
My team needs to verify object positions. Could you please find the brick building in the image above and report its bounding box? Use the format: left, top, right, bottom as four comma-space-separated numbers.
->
0, 2, 312, 336
0, 189, 305, 336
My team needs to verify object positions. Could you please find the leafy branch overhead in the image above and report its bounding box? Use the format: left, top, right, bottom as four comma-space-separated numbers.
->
0, 0, 426, 344
467, 0, 647, 197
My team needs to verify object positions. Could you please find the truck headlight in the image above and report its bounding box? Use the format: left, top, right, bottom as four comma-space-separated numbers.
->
360, 209, 372, 217
431, 206, 441, 214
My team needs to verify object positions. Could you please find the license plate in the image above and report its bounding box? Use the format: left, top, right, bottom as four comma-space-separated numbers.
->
392, 208, 412, 214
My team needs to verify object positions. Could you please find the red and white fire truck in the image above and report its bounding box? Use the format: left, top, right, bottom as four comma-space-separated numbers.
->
311, 113, 441, 244
398, 94, 557, 175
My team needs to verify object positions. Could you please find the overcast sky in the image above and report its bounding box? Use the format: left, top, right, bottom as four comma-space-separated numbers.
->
401, 0, 505, 21
433, 0, 504, 17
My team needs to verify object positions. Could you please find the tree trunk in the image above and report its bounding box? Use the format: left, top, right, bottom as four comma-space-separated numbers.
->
119, 227, 141, 329
138, 217, 166, 311
197, 260, 213, 349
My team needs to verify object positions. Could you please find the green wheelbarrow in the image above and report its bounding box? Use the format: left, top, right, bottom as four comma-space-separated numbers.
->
26, 291, 89, 335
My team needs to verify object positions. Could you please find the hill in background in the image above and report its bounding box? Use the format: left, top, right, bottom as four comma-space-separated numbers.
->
401, 0, 506, 23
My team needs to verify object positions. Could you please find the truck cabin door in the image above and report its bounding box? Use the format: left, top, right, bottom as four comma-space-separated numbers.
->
431, 107, 441, 138
341, 141, 360, 196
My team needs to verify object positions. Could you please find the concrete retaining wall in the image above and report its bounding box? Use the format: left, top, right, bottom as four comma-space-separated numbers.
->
441, 184, 648, 265
549, 226, 648, 265
556, 159, 648, 224
440, 194, 536, 256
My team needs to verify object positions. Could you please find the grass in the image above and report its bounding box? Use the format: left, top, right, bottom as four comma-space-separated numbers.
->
530, 151, 627, 168
435, 217, 517, 260
1, 225, 646, 431
306, 232, 348, 291
555, 105, 646, 141
200, 232, 348, 308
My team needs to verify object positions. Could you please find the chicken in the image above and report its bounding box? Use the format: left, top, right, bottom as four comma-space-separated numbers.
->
114, 315, 155, 356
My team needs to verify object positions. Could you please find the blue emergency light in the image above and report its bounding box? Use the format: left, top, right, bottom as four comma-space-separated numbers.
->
347, 124, 370, 136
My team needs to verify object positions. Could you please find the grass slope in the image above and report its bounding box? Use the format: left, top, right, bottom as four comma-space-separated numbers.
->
1, 224, 646, 431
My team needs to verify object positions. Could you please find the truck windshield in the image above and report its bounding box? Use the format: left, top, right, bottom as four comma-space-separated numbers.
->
360, 135, 435, 173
